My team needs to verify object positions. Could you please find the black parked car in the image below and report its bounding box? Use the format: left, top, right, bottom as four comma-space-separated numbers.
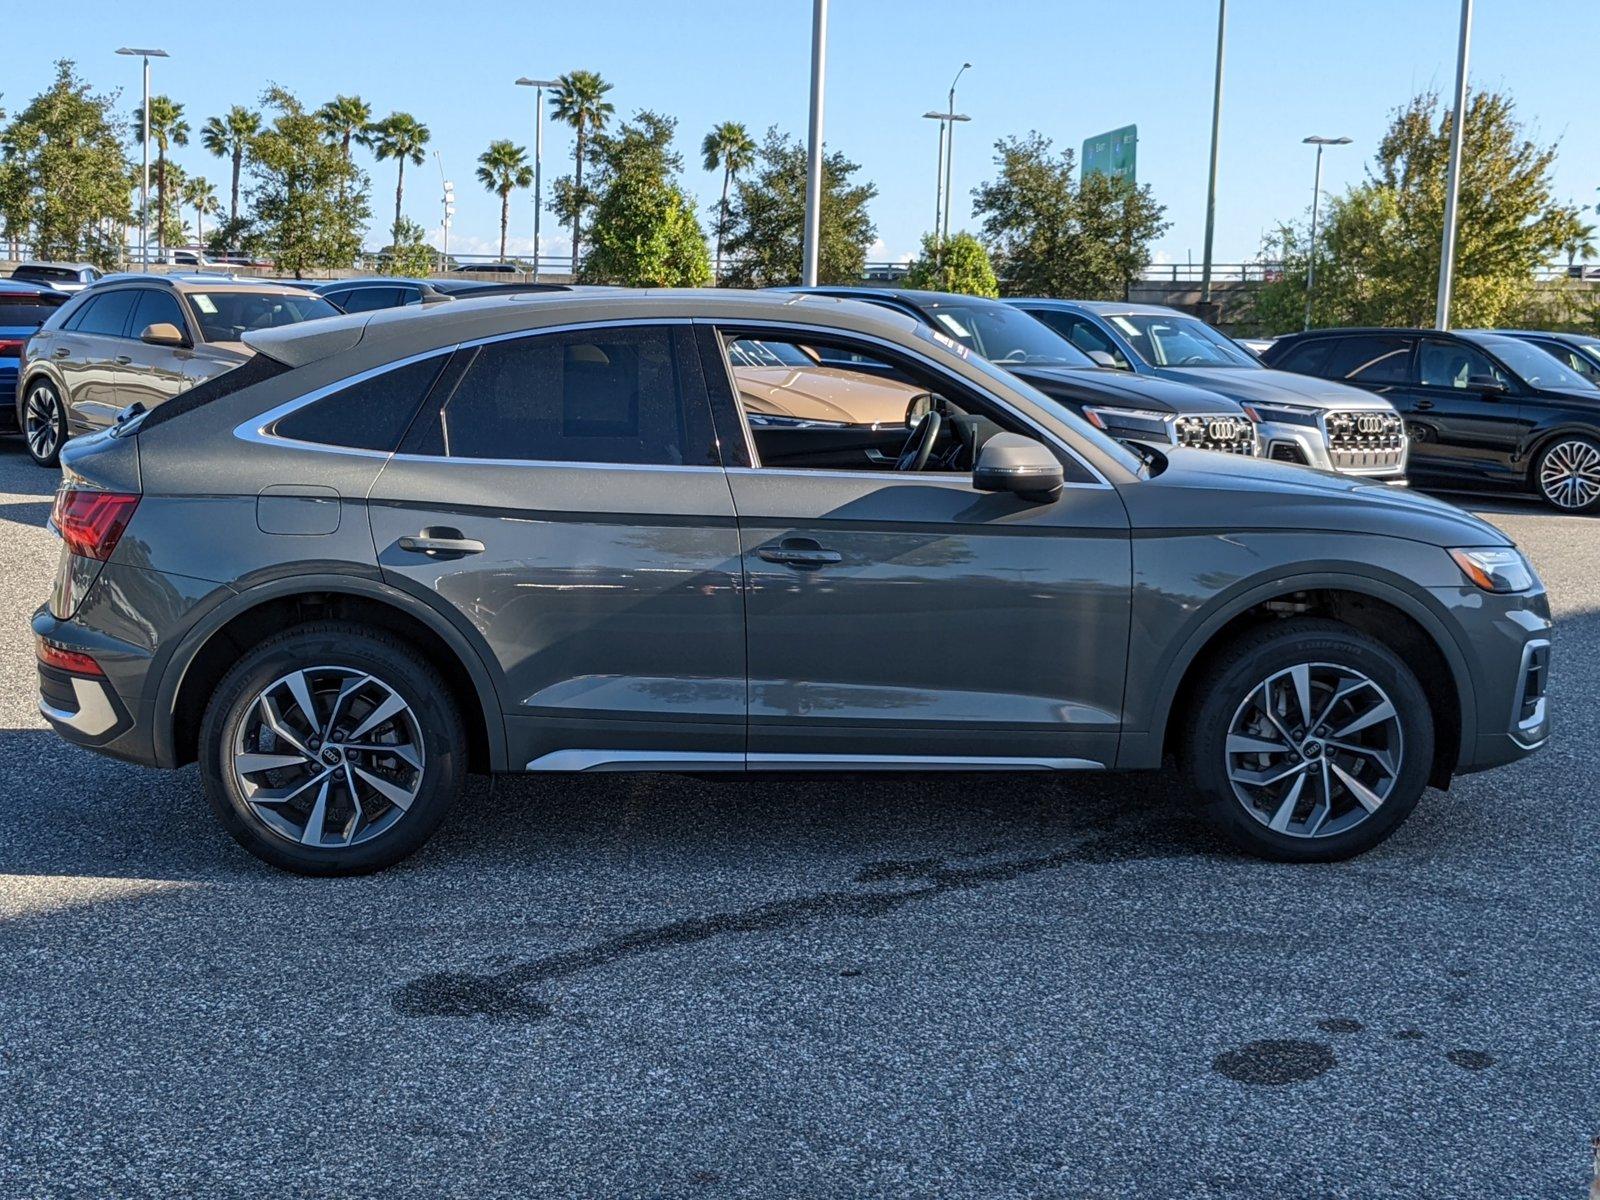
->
1263, 327, 1600, 513
1474, 329, 1600, 388
784, 288, 1260, 457
313, 277, 571, 312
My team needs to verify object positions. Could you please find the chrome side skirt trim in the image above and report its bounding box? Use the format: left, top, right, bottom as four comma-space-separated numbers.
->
524, 749, 1104, 773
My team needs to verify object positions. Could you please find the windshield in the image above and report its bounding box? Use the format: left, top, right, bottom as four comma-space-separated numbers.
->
1485, 338, 1596, 391
1107, 312, 1258, 368
928, 303, 1095, 368
727, 338, 814, 368
912, 324, 1143, 476
185, 291, 341, 342
13, 266, 81, 284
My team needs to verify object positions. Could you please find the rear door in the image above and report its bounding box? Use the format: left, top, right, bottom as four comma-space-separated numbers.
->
368, 321, 747, 770
59, 287, 140, 431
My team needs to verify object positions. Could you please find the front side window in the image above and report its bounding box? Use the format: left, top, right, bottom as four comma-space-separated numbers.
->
185, 291, 341, 342
73, 289, 139, 337
129, 289, 188, 338
1028, 309, 1132, 368
1106, 313, 1257, 368
1323, 336, 1412, 385
1417, 339, 1508, 389
414, 325, 716, 466
1478, 339, 1591, 391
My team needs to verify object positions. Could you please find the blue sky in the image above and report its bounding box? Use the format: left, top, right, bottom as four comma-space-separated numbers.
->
15, 0, 1598, 265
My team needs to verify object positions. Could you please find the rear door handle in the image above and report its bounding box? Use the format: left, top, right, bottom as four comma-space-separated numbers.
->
757, 538, 841, 568
114, 355, 132, 365
397, 528, 485, 559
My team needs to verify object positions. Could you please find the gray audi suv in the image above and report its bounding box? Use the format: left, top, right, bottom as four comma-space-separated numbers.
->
35, 291, 1550, 874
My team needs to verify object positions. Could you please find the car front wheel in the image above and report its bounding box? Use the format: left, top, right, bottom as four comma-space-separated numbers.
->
198, 622, 467, 875
1535, 436, 1600, 514
22, 379, 67, 467
1183, 618, 1435, 862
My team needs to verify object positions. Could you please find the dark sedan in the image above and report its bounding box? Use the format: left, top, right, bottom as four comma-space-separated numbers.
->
1264, 327, 1600, 512
783, 288, 1259, 457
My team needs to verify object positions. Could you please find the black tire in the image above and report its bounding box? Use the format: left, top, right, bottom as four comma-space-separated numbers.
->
21, 378, 67, 468
198, 621, 467, 875
1533, 436, 1600, 514
1182, 618, 1435, 863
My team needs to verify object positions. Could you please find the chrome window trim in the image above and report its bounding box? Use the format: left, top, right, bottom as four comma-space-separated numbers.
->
695, 317, 1114, 489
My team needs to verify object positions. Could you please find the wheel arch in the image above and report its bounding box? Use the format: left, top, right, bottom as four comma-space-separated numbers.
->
154, 573, 507, 773
1135, 569, 1476, 787
1522, 422, 1600, 482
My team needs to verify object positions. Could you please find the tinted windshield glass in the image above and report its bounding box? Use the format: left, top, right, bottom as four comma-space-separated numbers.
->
186, 291, 340, 341
1483, 338, 1595, 391
1108, 313, 1258, 368
0, 293, 67, 327
928, 303, 1094, 367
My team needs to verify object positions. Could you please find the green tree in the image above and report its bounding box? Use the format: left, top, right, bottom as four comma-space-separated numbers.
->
246, 85, 369, 276
475, 139, 534, 263
1550, 206, 1596, 269
200, 105, 260, 225
578, 111, 710, 287
369, 111, 429, 241
1255, 90, 1574, 330
700, 120, 755, 283
317, 94, 373, 163
182, 175, 220, 247
721, 127, 877, 287
140, 95, 189, 250
0, 60, 130, 266
549, 70, 615, 268
972, 132, 1168, 299
904, 230, 999, 296
151, 158, 188, 251
377, 216, 434, 276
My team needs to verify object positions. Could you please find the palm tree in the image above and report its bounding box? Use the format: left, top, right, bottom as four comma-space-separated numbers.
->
701, 121, 755, 285
200, 105, 260, 224
369, 112, 431, 240
183, 176, 221, 249
476, 140, 535, 263
549, 70, 614, 271
317, 94, 373, 162
142, 95, 189, 251
1560, 218, 1597, 270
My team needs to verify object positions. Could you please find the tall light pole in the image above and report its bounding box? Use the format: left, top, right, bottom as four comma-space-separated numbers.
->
942, 62, 970, 247
435, 150, 454, 273
116, 47, 168, 270
922, 108, 969, 262
515, 77, 557, 279
1301, 135, 1351, 330
1199, 0, 1226, 307
1435, 0, 1473, 330
801, 0, 828, 286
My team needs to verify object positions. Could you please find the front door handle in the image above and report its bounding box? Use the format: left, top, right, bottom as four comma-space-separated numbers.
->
757, 538, 841, 568
397, 527, 485, 559
1414, 398, 1434, 411
52, 347, 71, 359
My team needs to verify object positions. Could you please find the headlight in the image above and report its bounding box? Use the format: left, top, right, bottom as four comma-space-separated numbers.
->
1081, 405, 1175, 441
1449, 547, 1535, 593
1242, 401, 1320, 426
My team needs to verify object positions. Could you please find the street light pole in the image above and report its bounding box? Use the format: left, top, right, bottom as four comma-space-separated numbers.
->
801, 0, 828, 286
930, 116, 946, 256
922, 108, 970, 264
1435, 0, 1473, 330
1199, 0, 1226, 307
942, 63, 970, 247
117, 47, 168, 271
1301, 135, 1351, 330
516, 78, 558, 280
435, 150, 454, 273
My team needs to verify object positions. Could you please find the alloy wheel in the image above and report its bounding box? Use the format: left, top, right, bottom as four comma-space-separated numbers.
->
1224, 662, 1403, 839
1538, 439, 1600, 511
231, 666, 425, 849
25, 385, 61, 462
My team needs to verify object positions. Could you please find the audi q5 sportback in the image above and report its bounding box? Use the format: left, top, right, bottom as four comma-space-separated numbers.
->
36, 291, 1550, 874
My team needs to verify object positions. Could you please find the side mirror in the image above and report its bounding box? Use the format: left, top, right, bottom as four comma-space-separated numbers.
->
1086, 350, 1119, 368
1465, 374, 1506, 393
140, 322, 188, 347
972, 433, 1064, 503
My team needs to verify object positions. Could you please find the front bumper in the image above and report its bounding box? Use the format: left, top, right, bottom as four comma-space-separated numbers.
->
1255, 416, 1408, 479
1434, 584, 1552, 774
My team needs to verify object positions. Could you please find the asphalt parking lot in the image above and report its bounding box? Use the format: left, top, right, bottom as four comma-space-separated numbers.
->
0, 452, 1595, 1199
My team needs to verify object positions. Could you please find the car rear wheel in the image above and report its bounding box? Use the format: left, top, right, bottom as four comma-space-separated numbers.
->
23, 379, 66, 467
1182, 618, 1434, 862
1535, 436, 1600, 514
198, 622, 467, 875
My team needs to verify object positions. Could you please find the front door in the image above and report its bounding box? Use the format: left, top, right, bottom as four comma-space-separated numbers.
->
1399, 337, 1530, 482
368, 322, 747, 770
705, 322, 1133, 770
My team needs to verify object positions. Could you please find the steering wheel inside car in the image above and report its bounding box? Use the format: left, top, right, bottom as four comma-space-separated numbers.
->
896, 410, 943, 472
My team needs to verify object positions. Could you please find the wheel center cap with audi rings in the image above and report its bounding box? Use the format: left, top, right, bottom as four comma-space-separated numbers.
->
1301, 740, 1324, 760
321, 746, 344, 766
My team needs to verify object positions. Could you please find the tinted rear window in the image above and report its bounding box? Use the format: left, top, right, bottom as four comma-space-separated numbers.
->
12, 266, 79, 283
0, 293, 67, 327
1322, 336, 1412, 385
1267, 338, 1336, 376
270, 355, 447, 452
74, 289, 140, 337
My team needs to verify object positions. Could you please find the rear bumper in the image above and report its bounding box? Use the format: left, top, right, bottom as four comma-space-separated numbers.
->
33, 606, 160, 766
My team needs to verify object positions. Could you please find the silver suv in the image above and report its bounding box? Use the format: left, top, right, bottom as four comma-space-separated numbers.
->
34, 291, 1548, 875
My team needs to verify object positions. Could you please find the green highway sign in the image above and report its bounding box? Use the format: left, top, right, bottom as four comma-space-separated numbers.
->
1082, 124, 1138, 183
